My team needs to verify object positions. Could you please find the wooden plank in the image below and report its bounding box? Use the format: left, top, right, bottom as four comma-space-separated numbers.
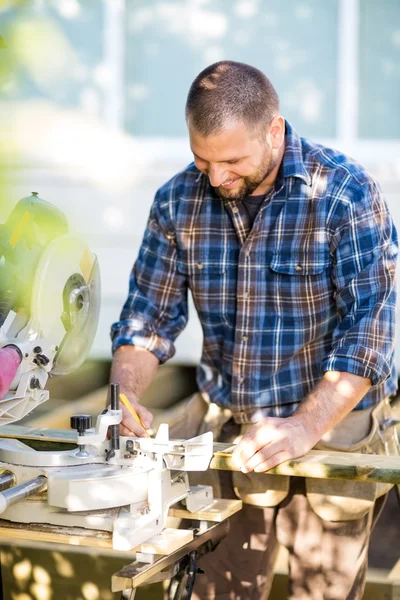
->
111, 521, 230, 592
0, 522, 192, 556
212, 447, 400, 485
140, 528, 193, 555
169, 498, 242, 522
0, 519, 113, 549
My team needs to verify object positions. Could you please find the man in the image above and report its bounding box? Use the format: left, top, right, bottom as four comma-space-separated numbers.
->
111, 61, 398, 599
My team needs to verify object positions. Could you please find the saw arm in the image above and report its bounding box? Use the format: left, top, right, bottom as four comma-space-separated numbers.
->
0, 192, 100, 424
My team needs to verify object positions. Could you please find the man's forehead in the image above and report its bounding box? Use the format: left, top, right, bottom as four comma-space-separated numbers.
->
189, 119, 251, 140
189, 122, 259, 160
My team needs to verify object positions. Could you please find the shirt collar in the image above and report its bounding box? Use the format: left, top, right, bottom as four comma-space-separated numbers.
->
281, 120, 312, 186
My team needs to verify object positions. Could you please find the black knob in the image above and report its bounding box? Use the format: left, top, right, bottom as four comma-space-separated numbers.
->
36, 354, 50, 366
70, 414, 92, 435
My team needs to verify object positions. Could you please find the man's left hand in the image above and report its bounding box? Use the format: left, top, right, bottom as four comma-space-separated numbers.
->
231, 416, 319, 473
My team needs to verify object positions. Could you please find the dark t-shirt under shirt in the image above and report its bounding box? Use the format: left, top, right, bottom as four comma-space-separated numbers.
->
241, 194, 266, 227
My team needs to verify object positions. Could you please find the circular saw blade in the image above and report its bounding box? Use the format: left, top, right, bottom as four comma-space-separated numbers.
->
31, 235, 101, 374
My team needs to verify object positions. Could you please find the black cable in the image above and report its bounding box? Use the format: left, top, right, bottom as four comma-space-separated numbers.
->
183, 551, 200, 600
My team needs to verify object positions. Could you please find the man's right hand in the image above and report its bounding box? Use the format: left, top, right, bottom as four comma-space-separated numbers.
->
120, 398, 153, 437
109, 345, 159, 437
107, 397, 153, 438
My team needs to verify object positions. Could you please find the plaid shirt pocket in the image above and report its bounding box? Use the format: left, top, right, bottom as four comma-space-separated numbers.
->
178, 252, 233, 329
267, 251, 333, 337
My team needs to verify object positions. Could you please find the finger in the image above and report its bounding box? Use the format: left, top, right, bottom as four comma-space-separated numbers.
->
240, 441, 285, 473
232, 423, 269, 466
120, 423, 136, 437
134, 404, 153, 429
253, 451, 292, 473
120, 422, 148, 438
120, 406, 149, 437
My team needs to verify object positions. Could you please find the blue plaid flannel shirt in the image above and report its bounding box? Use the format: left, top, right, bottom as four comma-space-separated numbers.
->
111, 121, 398, 422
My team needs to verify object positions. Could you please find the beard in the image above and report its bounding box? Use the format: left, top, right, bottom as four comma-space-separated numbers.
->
213, 146, 277, 202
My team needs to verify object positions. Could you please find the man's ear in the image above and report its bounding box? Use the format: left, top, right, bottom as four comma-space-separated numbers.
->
269, 116, 285, 149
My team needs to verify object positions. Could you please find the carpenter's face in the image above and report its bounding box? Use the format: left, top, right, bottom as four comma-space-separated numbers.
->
189, 119, 282, 201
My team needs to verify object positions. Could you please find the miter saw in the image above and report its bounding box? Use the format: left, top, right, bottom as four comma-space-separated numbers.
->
0, 193, 220, 561
0, 380, 215, 552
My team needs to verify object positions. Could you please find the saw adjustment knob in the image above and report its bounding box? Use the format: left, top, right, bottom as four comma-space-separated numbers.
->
70, 414, 92, 435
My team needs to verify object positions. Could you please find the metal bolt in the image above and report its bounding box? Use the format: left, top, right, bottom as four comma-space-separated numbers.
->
30, 377, 40, 389
37, 354, 50, 366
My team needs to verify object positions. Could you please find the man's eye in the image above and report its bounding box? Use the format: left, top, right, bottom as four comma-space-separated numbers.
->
227, 160, 239, 165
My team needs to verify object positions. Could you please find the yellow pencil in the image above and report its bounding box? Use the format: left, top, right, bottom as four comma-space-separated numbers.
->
119, 393, 150, 436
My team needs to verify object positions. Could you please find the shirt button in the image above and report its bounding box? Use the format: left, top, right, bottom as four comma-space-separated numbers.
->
242, 335, 248, 342
238, 376, 245, 384
197, 262, 204, 270
243, 291, 249, 299
245, 250, 250, 257
232, 206, 239, 214
295, 264, 303, 272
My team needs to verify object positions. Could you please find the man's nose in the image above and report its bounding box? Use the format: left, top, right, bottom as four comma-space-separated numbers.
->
208, 165, 226, 187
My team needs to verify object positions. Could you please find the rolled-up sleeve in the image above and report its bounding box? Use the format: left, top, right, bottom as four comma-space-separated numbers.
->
111, 191, 188, 363
321, 181, 398, 386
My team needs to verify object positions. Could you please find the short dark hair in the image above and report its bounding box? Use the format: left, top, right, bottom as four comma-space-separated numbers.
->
185, 61, 280, 137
